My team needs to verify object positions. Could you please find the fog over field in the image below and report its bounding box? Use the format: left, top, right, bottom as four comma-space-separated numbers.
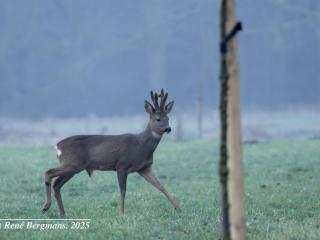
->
0, 0, 319, 119
1, 109, 319, 146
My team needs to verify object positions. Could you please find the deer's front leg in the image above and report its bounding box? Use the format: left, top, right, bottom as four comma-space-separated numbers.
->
117, 170, 128, 213
139, 166, 180, 212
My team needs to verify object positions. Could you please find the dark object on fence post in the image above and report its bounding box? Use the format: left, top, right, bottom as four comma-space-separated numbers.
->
218, 0, 245, 240
220, 22, 242, 54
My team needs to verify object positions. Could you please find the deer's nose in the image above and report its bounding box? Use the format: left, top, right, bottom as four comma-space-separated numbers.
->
165, 127, 171, 133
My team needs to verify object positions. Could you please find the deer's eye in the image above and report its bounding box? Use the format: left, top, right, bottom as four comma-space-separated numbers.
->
156, 118, 161, 122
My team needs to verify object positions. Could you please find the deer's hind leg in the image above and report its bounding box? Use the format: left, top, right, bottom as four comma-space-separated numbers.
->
53, 174, 74, 217
42, 166, 78, 213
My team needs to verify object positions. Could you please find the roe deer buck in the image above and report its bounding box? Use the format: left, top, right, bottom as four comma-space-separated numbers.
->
42, 89, 180, 217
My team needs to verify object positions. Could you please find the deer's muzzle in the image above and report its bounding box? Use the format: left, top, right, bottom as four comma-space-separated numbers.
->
164, 127, 171, 133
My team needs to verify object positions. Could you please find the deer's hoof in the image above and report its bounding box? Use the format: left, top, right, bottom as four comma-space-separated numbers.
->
42, 207, 49, 213
42, 203, 51, 213
174, 206, 181, 213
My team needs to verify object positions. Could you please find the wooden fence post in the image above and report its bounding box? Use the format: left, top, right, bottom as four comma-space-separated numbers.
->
218, 0, 245, 239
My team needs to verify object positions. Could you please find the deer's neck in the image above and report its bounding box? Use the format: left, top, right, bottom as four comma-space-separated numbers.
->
139, 124, 162, 153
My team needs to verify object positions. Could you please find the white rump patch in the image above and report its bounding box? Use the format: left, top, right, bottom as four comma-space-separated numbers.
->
152, 131, 162, 139
55, 145, 62, 157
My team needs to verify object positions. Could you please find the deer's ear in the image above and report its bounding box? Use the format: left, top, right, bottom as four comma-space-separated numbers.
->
144, 100, 155, 114
164, 101, 174, 114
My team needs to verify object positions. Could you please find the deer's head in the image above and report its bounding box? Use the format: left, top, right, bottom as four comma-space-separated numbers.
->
144, 89, 174, 138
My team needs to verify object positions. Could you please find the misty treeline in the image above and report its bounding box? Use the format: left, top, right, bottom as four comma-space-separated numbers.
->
0, 0, 319, 119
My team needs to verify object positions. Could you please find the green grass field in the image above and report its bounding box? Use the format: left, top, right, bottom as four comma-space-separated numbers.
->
0, 139, 319, 240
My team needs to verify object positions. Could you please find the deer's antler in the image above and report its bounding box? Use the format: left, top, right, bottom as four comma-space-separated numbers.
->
151, 89, 169, 112
150, 91, 160, 111
159, 88, 168, 110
